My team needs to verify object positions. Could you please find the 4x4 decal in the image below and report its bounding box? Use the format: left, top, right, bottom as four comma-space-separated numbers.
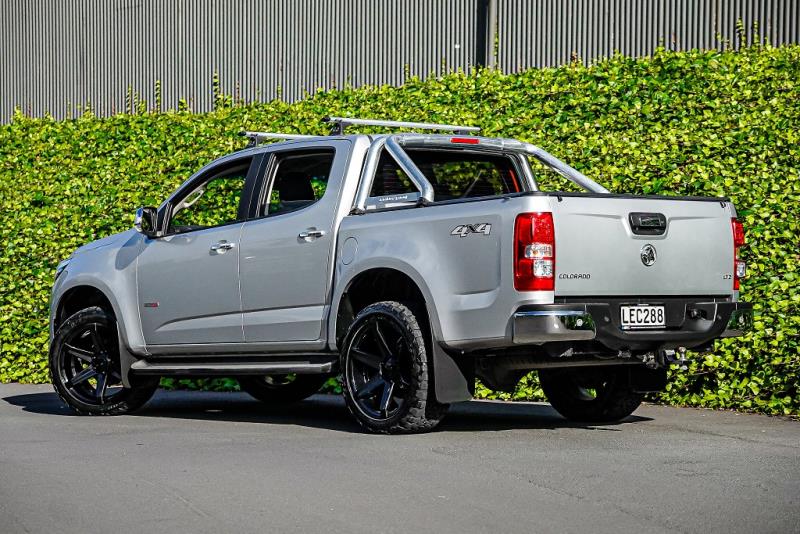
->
451, 223, 492, 238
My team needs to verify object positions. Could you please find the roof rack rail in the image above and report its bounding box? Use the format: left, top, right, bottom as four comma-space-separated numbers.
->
239, 131, 318, 147
323, 116, 480, 135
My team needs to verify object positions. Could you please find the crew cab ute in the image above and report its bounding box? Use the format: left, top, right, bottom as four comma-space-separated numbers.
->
49, 117, 753, 433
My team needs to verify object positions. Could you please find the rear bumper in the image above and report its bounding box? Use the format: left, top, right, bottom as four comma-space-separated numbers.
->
512, 309, 597, 343
512, 300, 753, 351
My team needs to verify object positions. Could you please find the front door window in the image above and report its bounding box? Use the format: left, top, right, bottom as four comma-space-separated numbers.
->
168, 162, 249, 233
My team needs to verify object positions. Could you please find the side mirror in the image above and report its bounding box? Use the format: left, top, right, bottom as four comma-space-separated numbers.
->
134, 206, 158, 236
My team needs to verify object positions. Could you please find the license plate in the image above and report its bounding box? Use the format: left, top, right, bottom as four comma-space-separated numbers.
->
620, 305, 665, 329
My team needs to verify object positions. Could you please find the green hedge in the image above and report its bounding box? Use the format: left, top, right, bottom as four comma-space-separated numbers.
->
1, 45, 798, 415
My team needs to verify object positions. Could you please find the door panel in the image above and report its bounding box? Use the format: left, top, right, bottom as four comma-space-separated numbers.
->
239, 146, 348, 342
137, 224, 244, 345
137, 153, 260, 347
240, 209, 334, 342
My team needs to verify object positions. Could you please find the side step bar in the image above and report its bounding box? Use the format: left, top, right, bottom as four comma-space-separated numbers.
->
129, 354, 338, 377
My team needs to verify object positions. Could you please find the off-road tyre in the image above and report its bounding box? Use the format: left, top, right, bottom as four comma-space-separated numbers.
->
539, 367, 643, 423
50, 306, 158, 415
238, 374, 329, 404
341, 301, 448, 434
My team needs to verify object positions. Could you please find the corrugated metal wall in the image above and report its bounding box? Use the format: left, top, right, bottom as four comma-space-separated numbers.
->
0, 0, 479, 120
0, 0, 797, 122
496, 0, 799, 69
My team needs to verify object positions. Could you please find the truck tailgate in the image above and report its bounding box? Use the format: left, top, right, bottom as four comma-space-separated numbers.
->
550, 195, 735, 297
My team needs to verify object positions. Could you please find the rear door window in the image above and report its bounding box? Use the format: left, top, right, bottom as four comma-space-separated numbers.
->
259, 150, 335, 217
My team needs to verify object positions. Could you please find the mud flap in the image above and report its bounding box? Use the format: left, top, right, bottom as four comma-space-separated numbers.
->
431, 342, 474, 403
118, 329, 138, 389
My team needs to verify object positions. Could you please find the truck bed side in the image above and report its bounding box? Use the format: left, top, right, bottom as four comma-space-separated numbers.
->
332, 195, 553, 349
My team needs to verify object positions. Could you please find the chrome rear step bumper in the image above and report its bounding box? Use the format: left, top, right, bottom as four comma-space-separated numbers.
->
512, 300, 753, 350
512, 310, 596, 344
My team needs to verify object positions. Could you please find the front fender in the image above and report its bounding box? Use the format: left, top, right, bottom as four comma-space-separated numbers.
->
50, 231, 145, 355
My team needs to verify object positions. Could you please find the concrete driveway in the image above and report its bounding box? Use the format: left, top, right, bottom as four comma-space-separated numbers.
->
1, 383, 798, 534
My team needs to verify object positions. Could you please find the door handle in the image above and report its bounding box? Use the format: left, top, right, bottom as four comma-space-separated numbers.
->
210, 241, 236, 252
298, 229, 326, 240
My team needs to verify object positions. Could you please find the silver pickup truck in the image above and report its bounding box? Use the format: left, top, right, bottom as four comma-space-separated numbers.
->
49, 117, 752, 433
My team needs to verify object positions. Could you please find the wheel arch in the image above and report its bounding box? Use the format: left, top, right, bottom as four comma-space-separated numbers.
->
51, 280, 143, 388
330, 263, 473, 404
330, 265, 441, 351
54, 285, 115, 328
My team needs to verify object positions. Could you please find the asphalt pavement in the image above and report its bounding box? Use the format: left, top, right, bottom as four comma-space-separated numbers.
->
1, 383, 798, 534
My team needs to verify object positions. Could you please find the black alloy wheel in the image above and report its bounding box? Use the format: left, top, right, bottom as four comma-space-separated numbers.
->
60, 321, 123, 404
538, 367, 643, 423
341, 301, 447, 433
347, 314, 412, 419
50, 307, 157, 415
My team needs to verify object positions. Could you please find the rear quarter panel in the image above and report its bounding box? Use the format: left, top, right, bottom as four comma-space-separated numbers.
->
331, 195, 554, 349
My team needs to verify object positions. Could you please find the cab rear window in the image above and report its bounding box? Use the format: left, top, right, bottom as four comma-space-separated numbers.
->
369, 149, 522, 201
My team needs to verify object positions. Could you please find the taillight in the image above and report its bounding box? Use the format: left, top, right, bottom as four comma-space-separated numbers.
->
732, 218, 746, 290
514, 212, 555, 291
450, 137, 480, 144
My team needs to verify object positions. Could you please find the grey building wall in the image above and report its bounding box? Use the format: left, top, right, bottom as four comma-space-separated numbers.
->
0, 0, 797, 122
496, 0, 799, 69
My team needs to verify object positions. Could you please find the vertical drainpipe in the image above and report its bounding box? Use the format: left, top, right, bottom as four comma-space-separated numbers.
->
487, 0, 498, 68
475, 0, 498, 69
475, 0, 488, 67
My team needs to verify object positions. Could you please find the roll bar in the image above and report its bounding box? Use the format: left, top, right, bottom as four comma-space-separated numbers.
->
352, 134, 609, 212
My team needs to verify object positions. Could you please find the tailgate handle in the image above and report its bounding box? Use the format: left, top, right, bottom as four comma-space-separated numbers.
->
629, 212, 667, 235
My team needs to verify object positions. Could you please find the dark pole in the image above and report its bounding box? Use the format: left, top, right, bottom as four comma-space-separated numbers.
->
475, 0, 489, 67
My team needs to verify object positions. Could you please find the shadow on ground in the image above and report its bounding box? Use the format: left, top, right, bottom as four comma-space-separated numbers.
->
2, 388, 651, 433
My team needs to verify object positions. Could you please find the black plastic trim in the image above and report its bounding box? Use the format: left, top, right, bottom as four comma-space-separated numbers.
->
523, 191, 730, 203
629, 212, 667, 235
